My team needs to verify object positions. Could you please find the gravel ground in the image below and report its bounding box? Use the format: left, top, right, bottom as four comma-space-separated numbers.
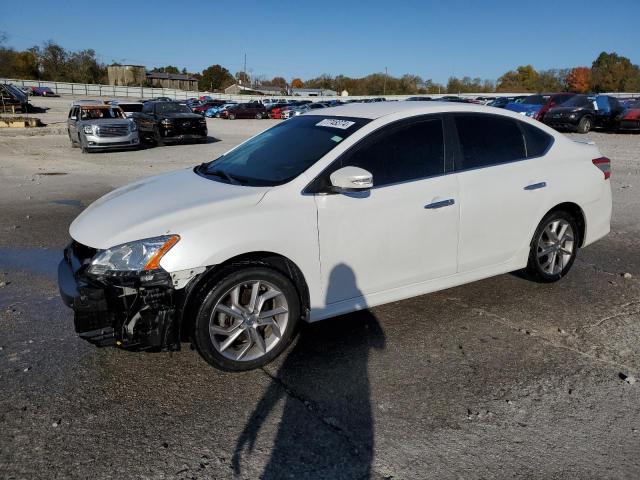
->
1, 97, 639, 480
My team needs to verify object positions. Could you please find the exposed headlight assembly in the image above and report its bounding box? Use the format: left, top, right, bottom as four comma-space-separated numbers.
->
129, 121, 138, 132
83, 125, 95, 134
161, 118, 173, 126
569, 114, 577, 119
87, 235, 180, 275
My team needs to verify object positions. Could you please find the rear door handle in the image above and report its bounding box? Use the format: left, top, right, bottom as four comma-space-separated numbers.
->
524, 182, 547, 191
424, 199, 455, 209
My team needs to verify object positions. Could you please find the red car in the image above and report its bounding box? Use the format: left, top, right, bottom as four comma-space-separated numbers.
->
618, 100, 640, 131
30, 86, 59, 97
220, 103, 267, 119
191, 100, 225, 115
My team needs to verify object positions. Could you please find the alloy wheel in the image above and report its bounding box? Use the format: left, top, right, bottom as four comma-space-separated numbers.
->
208, 280, 289, 362
536, 219, 575, 275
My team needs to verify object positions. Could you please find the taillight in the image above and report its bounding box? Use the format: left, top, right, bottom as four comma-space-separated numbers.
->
592, 157, 611, 180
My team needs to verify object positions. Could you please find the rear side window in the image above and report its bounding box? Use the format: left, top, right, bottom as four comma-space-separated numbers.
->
342, 117, 445, 187
454, 114, 525, 170
520, 122, 553, 157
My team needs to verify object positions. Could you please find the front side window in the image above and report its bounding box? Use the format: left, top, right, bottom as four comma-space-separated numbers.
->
197, 115, 370, 186
454, 114, 526, 170
339, 117, 445, 187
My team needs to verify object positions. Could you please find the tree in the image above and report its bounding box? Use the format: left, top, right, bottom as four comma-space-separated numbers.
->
152, 65, 180, 74
199, 64, 234, 91
537, 69, 568, 92
235, 71, 250, 84
566, 67, 591, 93
39, 41, 68, 81
591, 52, 640, 92
67, 49, 106, 84
291, 78, 304, 89
270, 76, 287, 88
496, 65, 540, 92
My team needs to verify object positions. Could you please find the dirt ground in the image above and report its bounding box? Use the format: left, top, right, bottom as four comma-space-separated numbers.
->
1, 96, 639, 480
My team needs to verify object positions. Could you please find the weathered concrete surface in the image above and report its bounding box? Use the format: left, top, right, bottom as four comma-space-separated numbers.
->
1, 97, 639, 479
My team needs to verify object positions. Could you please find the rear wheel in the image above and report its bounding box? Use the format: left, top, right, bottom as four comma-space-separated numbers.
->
154, 127, 164, 146
193, 265, 300, 371
577, 116, 592, 134
525, 211, 579, 283
255, 113, 262, 119
228, 113, 236, 120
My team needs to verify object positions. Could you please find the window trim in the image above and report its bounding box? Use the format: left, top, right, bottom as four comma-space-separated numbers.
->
303, 113, 452, 194
448, 112, 554, 174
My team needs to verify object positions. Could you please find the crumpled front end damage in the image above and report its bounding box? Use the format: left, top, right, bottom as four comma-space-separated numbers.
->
58, 241, 201, 350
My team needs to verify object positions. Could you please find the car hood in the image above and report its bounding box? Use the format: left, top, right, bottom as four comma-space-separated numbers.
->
162, 112, 203, 120
505, 103, 541, 114
80, 118, 133, 126
70, 168, 269, 249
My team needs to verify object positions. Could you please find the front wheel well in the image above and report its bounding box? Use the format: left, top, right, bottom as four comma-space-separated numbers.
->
180, 252, 311, 341
542, 202, 586, 247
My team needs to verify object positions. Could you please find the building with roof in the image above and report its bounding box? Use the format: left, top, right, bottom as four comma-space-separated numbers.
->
224, 83, 285, 96
291, 87, 337, 97
107, 65, 198, 90
145, 72, 198, 90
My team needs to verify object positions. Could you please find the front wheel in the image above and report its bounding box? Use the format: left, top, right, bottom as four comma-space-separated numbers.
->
228, 113, 236, 120
525, 211, 579, 283
577, 116, 592, 134
193, 266, 300, 371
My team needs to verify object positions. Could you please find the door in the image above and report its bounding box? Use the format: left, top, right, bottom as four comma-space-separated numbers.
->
452, 113, 554, 272
314, 115, 459, 304
68, 107, 78, 137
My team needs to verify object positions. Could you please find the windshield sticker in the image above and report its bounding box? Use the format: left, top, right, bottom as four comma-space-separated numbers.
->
331, 135, 343, 143
316, 119, 356, 130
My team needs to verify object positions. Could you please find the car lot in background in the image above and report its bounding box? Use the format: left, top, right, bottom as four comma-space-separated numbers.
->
505, 93, 575, 121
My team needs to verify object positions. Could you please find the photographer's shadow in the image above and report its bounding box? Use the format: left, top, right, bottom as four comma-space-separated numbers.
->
233, 263, 385, 479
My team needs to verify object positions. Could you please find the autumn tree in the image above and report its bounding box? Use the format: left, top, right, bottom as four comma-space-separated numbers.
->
291, 78, 304, 88
566, 67, 591, 93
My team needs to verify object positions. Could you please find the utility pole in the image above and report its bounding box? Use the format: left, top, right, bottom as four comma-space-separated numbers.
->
383, 66, 388, 95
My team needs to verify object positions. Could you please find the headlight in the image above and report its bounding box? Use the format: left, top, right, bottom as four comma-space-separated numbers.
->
569, 114, 576, 119
160, 118, 173, 126
129, 121, 138, 132
87, 235, 180, 275
83, 125, 95, 134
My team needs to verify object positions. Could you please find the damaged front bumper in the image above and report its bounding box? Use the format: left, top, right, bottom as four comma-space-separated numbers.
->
58, 241, 186, 351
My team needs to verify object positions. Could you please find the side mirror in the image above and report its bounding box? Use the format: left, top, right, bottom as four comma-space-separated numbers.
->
329, 166, 373, 192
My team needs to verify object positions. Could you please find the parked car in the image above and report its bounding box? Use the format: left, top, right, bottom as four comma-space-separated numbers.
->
205, 102, 237, 118
107, 100, 144, 118
142, 97, 173, 103
544, 94, 623, 133
406, 96, 433, 101
30, 86, 59, 97
505, 93, 575, 121
282, 104, 310, 119
191, 100, 226, 115
220, 102, 267, 119
67, 103, 139, 153
488, 96, 527, 108
617, 99, 640, 131
132, 101, 207, 145
58, 102, 611, 371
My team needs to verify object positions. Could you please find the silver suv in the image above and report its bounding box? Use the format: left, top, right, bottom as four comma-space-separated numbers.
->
67, 103, 140, 153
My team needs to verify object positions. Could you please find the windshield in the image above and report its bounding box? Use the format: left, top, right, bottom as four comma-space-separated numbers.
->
155, 103, 192, 114
521, 95, 548, 105
562, 96, 593, 108
197, 115, 370, 186
80, 107, 124, 120
117, 104, 143, 112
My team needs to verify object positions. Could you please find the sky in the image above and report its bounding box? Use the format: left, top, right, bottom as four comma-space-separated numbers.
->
1, 0, 639, 84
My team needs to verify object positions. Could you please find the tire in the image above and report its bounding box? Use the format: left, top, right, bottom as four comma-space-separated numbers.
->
228, 113, 236, 120
69, 130, 78, 148
193, 265, 300, 371
255, 113, 262, 119
525, 210, 579, 283
577, 116, 592, 134
79, 134, 89, 154
154, 127, 164, 146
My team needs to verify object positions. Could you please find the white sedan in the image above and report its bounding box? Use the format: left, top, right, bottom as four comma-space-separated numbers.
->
58, 102, 612, 371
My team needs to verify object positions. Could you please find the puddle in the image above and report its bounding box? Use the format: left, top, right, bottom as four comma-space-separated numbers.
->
0, 247, 61, 280
50, 199, 83, 207
37, 172, 68, 176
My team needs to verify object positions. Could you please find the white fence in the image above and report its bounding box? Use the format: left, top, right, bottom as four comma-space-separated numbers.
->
2, 77, 639, 103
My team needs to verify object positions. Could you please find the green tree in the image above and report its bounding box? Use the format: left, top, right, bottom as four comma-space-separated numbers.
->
152, 65, 180, 74
496, 65, 540, 92
39, 41, 68, 81
591, 52, 640, 92
199, 64, 234, 91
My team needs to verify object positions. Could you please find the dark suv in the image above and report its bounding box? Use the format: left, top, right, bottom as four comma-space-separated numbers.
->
220, 102, 267, 119
132, 101, 207, 145
544, 95, 623, 133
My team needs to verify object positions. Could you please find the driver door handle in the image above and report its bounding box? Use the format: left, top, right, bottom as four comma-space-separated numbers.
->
424, 199, 455, 209
524, 182, 547, 191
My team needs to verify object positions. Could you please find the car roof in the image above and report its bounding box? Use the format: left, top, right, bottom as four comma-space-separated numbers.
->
310, 101, 520, 120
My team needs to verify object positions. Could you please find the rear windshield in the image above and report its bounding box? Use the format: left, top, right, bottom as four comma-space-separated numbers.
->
521, 95, 548, 105
196, 115, 370, 186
